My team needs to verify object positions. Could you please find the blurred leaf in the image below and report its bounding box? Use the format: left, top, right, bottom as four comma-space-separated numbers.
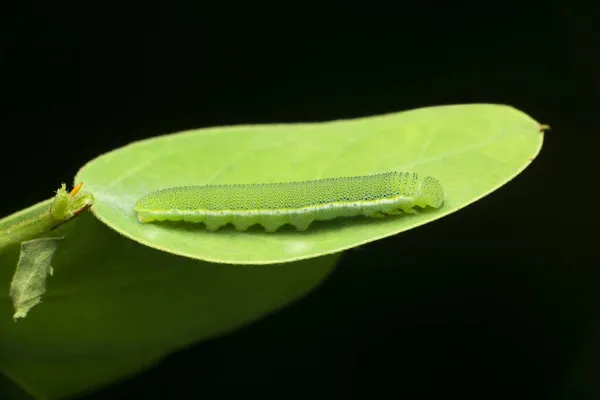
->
0, 200, 338, 399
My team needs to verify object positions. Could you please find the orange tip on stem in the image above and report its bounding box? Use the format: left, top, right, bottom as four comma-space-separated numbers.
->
69, 182, 83, 198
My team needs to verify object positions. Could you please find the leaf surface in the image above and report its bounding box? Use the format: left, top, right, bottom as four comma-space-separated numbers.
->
76, 104, 545, 264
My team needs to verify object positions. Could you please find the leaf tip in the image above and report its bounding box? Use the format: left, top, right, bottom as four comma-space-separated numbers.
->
539, 124, 551, 133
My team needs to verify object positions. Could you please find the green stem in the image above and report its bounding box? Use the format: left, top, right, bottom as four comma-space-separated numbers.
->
0, 183, 94, 253
0, 211, 58, 250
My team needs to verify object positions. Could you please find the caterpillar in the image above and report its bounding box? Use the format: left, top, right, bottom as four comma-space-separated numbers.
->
134, 171, 444, 232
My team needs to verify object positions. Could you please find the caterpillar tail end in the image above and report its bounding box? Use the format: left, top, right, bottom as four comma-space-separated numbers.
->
136, 210, 154, 224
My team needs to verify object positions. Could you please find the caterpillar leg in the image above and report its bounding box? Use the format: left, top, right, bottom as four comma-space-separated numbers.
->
204, 221, 225, 231
263, 222, 285, 233
233, 223, 253, 232
386, 209, 404, 216
232, 214, 256, 232
293, 220, 312, 231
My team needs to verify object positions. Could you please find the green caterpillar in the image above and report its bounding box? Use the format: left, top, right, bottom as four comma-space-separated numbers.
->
134, 171, 444, 232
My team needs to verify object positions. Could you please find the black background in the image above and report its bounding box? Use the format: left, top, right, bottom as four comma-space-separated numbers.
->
1, 3, 599, 400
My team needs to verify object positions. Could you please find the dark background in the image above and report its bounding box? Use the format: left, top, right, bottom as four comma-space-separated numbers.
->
1, 3, 599, 400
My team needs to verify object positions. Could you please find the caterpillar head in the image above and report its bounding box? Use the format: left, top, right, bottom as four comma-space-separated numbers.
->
417, 176, 444, 208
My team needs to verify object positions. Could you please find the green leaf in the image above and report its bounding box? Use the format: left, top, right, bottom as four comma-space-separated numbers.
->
75, 104, 544, 264
0, 200, 338, 400
10, 237, 63, 321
